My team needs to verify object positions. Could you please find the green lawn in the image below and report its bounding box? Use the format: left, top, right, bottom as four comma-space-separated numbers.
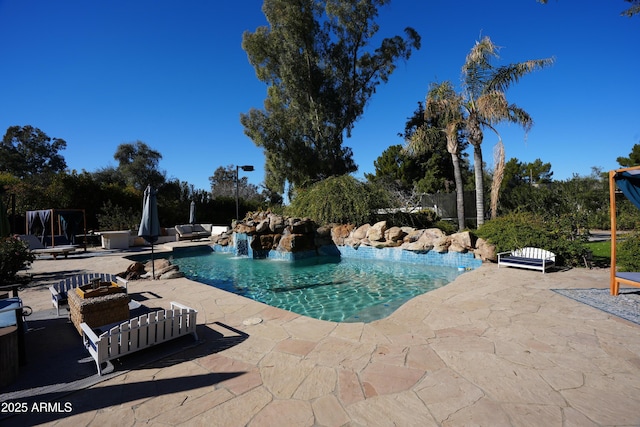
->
586, 240, 611, 267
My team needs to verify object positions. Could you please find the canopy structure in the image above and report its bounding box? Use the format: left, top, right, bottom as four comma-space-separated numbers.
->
609, 166, 640, 295
25, 209, 87, 250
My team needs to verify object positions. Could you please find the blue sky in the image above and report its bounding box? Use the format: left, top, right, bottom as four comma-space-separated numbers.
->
1, 1, 638, 192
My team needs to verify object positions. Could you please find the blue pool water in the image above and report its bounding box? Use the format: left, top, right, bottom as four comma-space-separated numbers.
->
169, 248, 463, 323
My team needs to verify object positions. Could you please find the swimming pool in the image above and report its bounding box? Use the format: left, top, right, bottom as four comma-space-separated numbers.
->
169, 247, 464, 322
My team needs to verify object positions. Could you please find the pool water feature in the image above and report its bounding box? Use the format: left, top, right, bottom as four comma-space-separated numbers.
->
170, 247, 464, 323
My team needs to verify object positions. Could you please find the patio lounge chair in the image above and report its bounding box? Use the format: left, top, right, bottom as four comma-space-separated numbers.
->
497, 247, 556, 273
175, 224, 210, 241
18, 234, 78, 260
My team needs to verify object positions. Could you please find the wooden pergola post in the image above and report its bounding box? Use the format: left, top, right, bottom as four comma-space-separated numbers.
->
609, 169, 618, 295
609, 165, 640, 295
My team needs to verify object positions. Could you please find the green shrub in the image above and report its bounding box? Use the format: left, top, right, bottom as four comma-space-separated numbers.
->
617, 233, 640, 272
373, 209, 440, 230
0, 237, 35, 286
96, 200, 140, 231
434, 219, 457, 235
287, 175, 389, 226
475, 212, 589, 267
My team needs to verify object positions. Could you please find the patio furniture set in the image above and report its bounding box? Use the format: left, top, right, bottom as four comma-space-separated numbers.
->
47, 274, 197, 376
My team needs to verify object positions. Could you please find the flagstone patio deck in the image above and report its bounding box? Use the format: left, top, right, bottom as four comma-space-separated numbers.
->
3, 242, 640, 426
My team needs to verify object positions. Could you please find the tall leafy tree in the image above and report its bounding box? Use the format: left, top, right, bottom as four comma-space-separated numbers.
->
113, 141, 165, 191
209, 165, 262, 201
461, 36, 554, 226
502, 158, 553, 189
499, 157, 553, 214
616, 143, 640, 167
0, 125, 67, 179
241, 0, 421, 193
367, 143, 452, 195
366, 145, 416, 192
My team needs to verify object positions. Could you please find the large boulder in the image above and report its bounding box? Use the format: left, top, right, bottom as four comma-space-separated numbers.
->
252, 234, 279, 251
255, 219, 270, 234
401, 228, 444, 252
119, 262, 146, 280
352, 224, 371, 240
366, 221, 387, 242
450, 231, 474, 251
404, 229, 424, 243
314, 224, 335, 247
448, 240, 468, 253
235, 223, 256, 234
432, 236, 451, 253
331, 224, 354, 246
214, 235, 231, 246
277, 234, 314, 252
316, 224, 333, 237
154, 263, 179, 278
145, 258, 171, 273
160, 269, 185, 280
474, 237, 497, 262
268, 214, 286, 233
422, 228, 446, 241
401, 240, 434, 252
291, 218, 315, 234
385, 226, 406, 243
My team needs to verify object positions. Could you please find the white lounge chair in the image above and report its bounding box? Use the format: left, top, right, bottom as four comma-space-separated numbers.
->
18, 234, 78, 259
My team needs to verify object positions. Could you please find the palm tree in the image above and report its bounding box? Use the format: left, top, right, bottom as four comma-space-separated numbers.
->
405, 81, 471, 231
423, 81, 466, 231
404, 82, 466, 230
461, 36, 554, 226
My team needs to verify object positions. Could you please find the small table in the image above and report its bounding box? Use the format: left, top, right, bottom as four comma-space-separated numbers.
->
68, 288, 129, 335
97, 231, 131, 250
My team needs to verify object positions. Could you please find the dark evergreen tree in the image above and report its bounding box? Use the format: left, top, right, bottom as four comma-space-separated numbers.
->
241, 0, 420, 194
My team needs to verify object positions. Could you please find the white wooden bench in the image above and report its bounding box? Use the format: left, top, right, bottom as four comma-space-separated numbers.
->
497, 247, 556, 273
80, 301, 198, 375
49, 273, 129, 316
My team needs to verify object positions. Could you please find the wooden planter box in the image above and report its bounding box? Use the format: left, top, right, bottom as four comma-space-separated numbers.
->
75, 282, 125, 299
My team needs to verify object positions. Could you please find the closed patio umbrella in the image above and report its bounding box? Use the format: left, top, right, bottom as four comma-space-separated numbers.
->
138, 185, 160, 279
189, 201, 196, 225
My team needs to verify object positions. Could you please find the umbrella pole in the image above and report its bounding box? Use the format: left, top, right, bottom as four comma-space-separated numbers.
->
151, 242, 155, 279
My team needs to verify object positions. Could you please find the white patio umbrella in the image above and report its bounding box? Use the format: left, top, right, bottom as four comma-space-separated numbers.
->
138, 185, 160, 279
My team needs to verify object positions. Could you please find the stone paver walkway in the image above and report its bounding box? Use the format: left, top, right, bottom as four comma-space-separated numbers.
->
3, 244, 640, 426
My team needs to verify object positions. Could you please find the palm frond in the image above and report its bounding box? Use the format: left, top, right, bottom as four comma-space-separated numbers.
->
622, 0, 640, 17
462, 36, 500, 98
506, 104, 533, 133
476, 91, 508, 122
403, 125, 440, 155
487, 58, 555, 93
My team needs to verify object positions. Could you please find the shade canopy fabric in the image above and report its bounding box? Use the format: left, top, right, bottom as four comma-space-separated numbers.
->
610, 165, 640, 295
138, 185, 159, 244
57, 210, 84, 244
25, 208, 86, 247
614, 168, 640, 211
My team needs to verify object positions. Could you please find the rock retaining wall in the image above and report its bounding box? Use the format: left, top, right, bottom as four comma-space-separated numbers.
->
211, 211, 495, 266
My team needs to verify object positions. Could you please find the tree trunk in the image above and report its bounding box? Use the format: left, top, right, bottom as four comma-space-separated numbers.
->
450, 152, 465, 231
490, 140, 505, 220
473, 143, 484, 227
